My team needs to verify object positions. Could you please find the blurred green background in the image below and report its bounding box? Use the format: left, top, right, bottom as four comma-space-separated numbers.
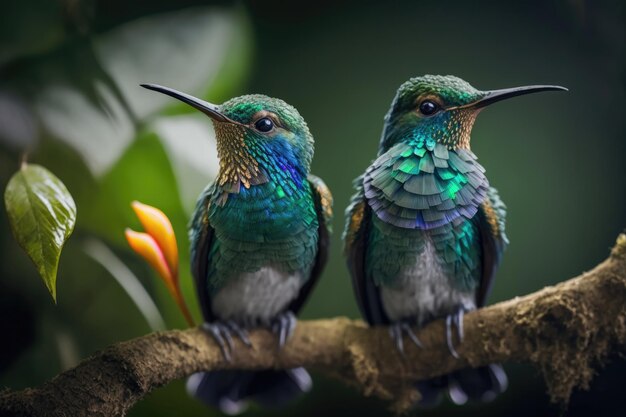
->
1, 0, 624, 416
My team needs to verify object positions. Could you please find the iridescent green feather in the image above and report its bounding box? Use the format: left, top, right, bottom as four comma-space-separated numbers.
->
486, 186, 508, 245
206, 178, 319, 294
364, 141, 489, 230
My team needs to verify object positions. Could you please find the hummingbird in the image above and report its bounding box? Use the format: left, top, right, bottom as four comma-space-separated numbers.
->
343, 75, 566, 405
141, 84, 333, 414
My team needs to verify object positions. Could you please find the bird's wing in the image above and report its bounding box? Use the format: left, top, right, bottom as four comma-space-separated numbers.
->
343, 176, 389, 325
474, 186, 509, 308
286, 175, 333, 314
189, 184, 217, 323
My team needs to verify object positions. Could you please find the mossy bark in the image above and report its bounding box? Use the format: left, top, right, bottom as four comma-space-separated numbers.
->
1, 234, 625, 417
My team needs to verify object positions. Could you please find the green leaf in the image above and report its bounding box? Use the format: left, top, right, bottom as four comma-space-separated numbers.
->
4, 164, 77, 302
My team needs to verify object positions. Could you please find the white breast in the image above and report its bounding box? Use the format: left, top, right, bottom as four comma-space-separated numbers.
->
380, 239, 476, 325
212, 266, 302, 324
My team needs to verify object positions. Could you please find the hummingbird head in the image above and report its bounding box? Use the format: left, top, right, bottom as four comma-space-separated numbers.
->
141, 84, 313, 194
379, 74, 567, 153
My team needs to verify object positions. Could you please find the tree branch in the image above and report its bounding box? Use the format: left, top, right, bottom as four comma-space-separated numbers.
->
2, 233, 626, 417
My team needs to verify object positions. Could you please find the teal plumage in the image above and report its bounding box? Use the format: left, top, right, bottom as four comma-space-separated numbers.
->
366, 216, 482, 292
193, 178, 320, 295
143, 84, 332, 414
344, 75, 565, 405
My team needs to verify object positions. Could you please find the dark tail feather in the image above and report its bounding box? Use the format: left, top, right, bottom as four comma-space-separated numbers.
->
187, 368, 312, 414
448, 364, 508, 404
249, 368, 313, 408
415, 364, 507, 407
415, 376, 447, 407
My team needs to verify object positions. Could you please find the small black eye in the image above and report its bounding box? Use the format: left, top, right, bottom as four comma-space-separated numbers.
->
254, 118, 274, 132
419, 100, 439, 116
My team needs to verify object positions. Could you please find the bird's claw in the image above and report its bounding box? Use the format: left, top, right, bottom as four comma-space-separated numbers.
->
202, 322, 233, 361
225, 320, 253, 348
270, 311, 297, 349
445, 308, 466, 359
201, 321, 252, 361
389, 321, 423, 356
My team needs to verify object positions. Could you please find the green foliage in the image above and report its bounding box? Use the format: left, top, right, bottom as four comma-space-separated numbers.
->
4, 164, 76, 302
0, 2, 252, 389
80, 131, 200, 325
0, 4, 252, 325
1, 6, 252, 174
0, 0, 67, 66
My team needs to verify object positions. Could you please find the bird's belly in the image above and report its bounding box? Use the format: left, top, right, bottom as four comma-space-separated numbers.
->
380, 240, 476, 325
211, 266, 302, 324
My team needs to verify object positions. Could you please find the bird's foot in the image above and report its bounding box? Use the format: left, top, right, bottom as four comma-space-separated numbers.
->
445, 308, 466, 359
389, 320, 423, 356
225, 320, 253, 348
201, 320, 252, 361
270, 311, 297, 349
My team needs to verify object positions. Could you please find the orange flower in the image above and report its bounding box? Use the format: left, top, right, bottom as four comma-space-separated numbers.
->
131, 201, 178, 277
125, 202, 194, 326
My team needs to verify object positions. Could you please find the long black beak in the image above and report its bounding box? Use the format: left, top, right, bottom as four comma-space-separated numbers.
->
140, 83, 236, 123
461, 85, 568, 110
